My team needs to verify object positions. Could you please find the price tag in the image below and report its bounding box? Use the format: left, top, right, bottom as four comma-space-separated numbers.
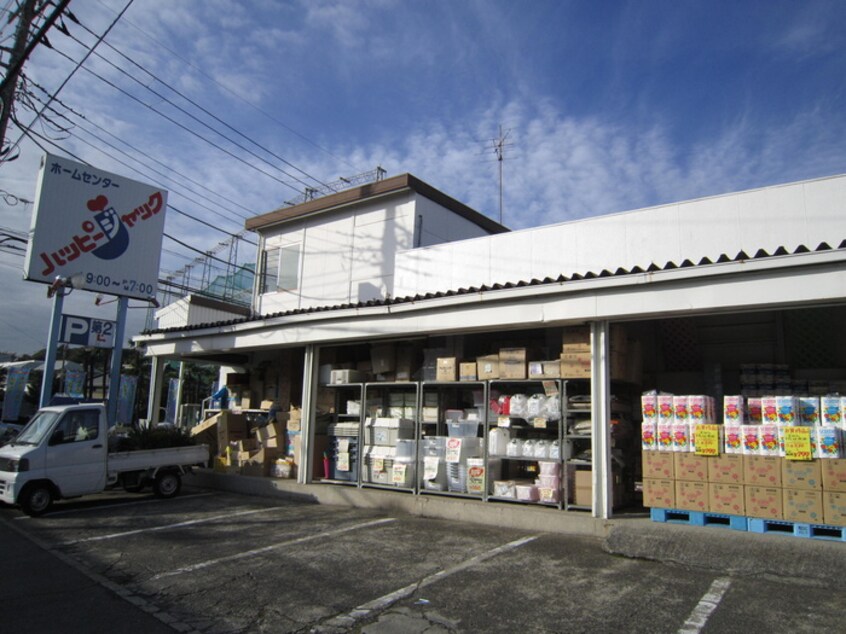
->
445, 437, 463, 463
467, 464, 485, 494
694, 424, 721, 456
538, 487, 557, 503
373, 457, 384, 472
783, 426, 813, 461
542, 380, 560, 397
423, 456, 440, 480
533, 417, 548, 429
392, 463, 408, 484
497, 416, 511, 428
338, 438, 349, 452
337, 452, 350, 472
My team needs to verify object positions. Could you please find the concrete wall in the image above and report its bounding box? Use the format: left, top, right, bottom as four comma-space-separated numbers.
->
394, 174, 846, 297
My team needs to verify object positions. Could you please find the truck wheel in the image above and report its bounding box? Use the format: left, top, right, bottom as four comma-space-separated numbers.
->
153, 472, 181, 499
20, 484, 53, 516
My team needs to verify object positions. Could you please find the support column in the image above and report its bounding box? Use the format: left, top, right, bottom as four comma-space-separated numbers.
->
39, 289, 65, 408
175, 361, 186, 427
146, 356, 165, 426
299, 344, 317, 485
106, 296, 128, 427
590, 321, 612, 519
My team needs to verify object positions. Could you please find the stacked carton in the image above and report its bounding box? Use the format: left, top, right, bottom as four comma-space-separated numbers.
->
559, 326, 629, 380
641, 392, 846, 527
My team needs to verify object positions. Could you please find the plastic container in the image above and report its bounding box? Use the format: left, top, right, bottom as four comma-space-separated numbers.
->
395, 439, 417, 460
515, 484, 539, 502
509, 394, 529, 418
447, 420, 479, 437
539, 460, 561, 476
536, 474, 560, 488
493, 480, 516, 498
488, 427, 511, 455
533, 439, 550, 459
506, 438, 522, 457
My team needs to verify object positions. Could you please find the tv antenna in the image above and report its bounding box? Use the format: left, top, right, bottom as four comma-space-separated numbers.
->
491, 125, 512, 225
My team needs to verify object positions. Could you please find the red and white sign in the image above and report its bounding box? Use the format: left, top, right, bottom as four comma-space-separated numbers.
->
24, 153, 167, 300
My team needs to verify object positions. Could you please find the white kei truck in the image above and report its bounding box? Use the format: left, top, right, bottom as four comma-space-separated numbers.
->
0, 403, 208, 516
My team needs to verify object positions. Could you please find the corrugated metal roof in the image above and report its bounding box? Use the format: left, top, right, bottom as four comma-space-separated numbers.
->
142, 240, 845, 336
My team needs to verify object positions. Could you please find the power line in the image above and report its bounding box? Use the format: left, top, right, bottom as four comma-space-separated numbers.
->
6, 0, 134, 164
45, 45, 305, 194
92, 0, 360, 173
68, 22, 333, 192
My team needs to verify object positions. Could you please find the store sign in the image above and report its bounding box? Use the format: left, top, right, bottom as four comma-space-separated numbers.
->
783, 426, 813, 461
694, 425, 721, 456
24, 153, 167, 300
60, 314, 116, 348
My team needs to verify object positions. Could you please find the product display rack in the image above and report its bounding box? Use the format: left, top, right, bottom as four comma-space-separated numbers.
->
322, 383, 364, 485
360, 382, 419, 492
486, 379, 564, 509
418, 381, 487, 499
563, 378, 636, 512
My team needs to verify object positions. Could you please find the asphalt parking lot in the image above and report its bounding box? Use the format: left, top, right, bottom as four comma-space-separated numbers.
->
1, 484, 844, 633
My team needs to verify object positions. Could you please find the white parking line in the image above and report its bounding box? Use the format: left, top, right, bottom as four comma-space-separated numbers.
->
318, 534, 539, 631
13, 492, 216, 520
151, 517, 397, 581
678, 576, 732, 634
61, 506, 283, 545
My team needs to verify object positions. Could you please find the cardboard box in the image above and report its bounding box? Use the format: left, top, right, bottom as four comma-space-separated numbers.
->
370, 343, 396, 374
528, 360, 562, 379
574, 469, 592, 506
745, 485, 783, 519
330, 369, 363, 384
561, 326, 591, 352
459, 362, 477, 382
783, 489, 824, 523
394, 345, 414, 381
216, 411, 247, 448
642, 478, 675, 508
708, 483, 745, 515
673, 453, 709, 482
674, 480, 709, 512
476, 354, 500, 380
822, 458, 846, 492
436, 357, 457, 382
499, 348, 527, 380
707, 454, 744, 484
823, 491, 846, 526
560, 352, 591, 379
642, 451, 674, 479
781, 459, 822, 490
743, 455, 782, 487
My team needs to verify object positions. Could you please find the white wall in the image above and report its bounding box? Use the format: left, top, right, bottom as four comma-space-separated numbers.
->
258, 192, 417, 314
414, 195, 497, 247
394, 174, 846, 297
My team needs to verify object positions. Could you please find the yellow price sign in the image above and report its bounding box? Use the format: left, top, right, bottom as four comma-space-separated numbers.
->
694, 424, 721, 456
783, 426, 813, 461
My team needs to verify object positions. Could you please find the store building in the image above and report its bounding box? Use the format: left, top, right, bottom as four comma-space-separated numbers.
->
134, 172, 846, 522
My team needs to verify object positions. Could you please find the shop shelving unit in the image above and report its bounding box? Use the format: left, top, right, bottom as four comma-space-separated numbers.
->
486, 379, 564, 509
321, 383, 364, 485
563, 378, 637, 511
418, 381, 487, 498
360, 382, 419, 492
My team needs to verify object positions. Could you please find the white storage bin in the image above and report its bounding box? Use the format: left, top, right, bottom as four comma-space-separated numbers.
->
515, 484, 539, 502
366, 417, 415, 445
395, 439, 417, 460
493, 480, 517, 498
447, 420, 479, 437
539, 460, 561, 476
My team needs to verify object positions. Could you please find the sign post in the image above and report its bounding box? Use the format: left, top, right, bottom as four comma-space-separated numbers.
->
25, 154, 167, 416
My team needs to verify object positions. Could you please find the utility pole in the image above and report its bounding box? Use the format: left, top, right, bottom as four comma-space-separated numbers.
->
491, 125, 512, 225
0, 0, 71, 157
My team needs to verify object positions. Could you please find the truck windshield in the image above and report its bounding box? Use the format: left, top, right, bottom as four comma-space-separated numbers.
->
13, 411, 61, 446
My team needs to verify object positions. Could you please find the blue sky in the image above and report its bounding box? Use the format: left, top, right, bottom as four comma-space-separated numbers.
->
0, 0, 845, 354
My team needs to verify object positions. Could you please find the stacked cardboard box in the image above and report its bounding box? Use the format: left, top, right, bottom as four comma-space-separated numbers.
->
559, 325, 629, 380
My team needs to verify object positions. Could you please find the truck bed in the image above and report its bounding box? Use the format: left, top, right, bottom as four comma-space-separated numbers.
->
107, 444, 209, 474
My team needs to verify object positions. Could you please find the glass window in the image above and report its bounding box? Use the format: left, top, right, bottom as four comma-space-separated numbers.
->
262, 247, 279, 293
53, 409, 100, 444
278, 244, 300, 290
